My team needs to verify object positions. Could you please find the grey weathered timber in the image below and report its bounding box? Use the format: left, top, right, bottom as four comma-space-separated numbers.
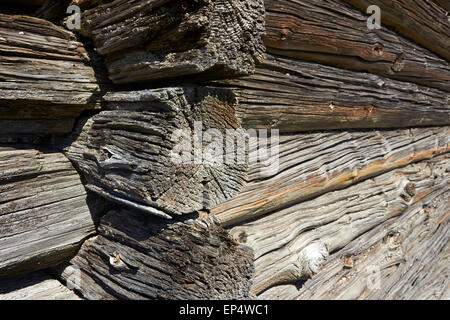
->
255, 155, 449, 299
0, 147, 96, 277
64, 87, 247, 217
214, 54, 450, 133
57, 210, 254, 300
76, 0, 265, 84
342, 0, 450, 61
212, 127, 450, 227
227, 153, 449, 296
0, 14, 101, 135
264, 0, 450, 92
0, 271, 81, 300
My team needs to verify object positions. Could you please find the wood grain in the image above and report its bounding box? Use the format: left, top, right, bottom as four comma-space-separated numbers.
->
77, 0, 265, 84
0, 146, 96, 277
63, 87, 248, 217
0, 271, 81, 300
214, 53, 450, 133
0, 14, 101, 135
57, 210, 255, 300
227, 153, 449, 296
212, 127, 450, 227
342, 0, 450, 61
263, 0, 450, 92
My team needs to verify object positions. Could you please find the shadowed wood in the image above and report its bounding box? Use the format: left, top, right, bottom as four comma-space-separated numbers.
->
212, 127, 450, 227
0, 271, 81, 300
57, 210, 255, 300
64, 87, 248, 217
214, 54, 450, 133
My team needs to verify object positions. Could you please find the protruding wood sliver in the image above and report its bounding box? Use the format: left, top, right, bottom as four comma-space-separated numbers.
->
215, 54, 450, 133
0, 14, 101, 135
264, 0, 450, 92
64, 87, 248, 217
212, 127, 450, 227
0, 146, 96, 278
76, 0, 266, 84
57, 209, 255, 300
342, 0, 450, 61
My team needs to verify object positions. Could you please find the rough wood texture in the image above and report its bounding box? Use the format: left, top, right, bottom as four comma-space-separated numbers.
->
64, 87, 247, 218
255, 155, 449, 299
0, 14, 101, 135
0, 271, 81, 300
214, 53, 450, 133
228, 153, 449, 296
212, 127, 450, 227
0, 147, 96, 277
77, 0, 265, 84
342, 0, 450, 61
433, 0, 450, 12
57, 210, 254, 300
263, 0, 450, 92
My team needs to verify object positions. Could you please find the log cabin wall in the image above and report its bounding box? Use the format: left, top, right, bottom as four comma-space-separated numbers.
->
0, 0, 448, 300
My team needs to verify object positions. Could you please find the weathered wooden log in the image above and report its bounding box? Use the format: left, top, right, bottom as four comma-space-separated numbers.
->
0, 271, 81, 300
433, 0, 450, 12
57, 210, 254, 300
342, 0, 450, 61
263, 0, 450, 92
214, 53, 450, 133
227, 153, 449, 296
256, 155, 449, 299
212, 126, 450, 227
76, 0, 265, 84
0, 146, 96, 277
63, 87, 247, 218
0, 14, 101, 135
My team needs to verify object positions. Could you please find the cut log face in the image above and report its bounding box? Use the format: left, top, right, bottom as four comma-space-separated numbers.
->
257, 155, 449, 300
57, 210, 255, 300
263, 0, 450, 92
0, 147, 96, 278
228, 153, 449, 296
0, 14, 101, 135
77, 0, 265, 84
212, 127, 450, 227
342, 0, 450, 61
65, 87, 248, 217
215, 53, 450, 133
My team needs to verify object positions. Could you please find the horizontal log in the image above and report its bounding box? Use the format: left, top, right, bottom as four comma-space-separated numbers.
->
57, 210, 254, 300
63, 87, 247, 217
77, 0, 265, 84
214, 54, 450, 133
342, 0, 450, 61
259, 158, 449, 299
433, 0, 450, 12
264, 0, 450, 92
0, 271, 81, 300
212, 126, 450, 227
0, 147, 96, 277
227, 153, 449, 296
0, 14, 101, 134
